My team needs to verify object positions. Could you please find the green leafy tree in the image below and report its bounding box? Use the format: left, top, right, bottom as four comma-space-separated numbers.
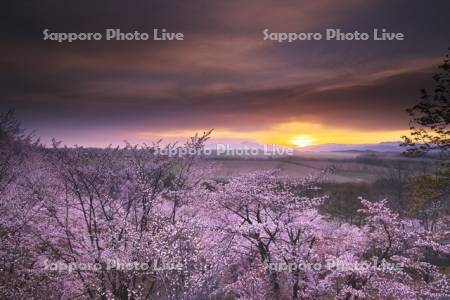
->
402, 50, 450, 157
401, 51, 450, 229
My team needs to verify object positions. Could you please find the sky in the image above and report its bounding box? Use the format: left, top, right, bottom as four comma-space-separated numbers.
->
1, 0, 450, 147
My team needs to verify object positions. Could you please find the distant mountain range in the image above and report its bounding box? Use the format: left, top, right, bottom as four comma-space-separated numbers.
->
205, 141, 404, 153
298, 142, 404, 152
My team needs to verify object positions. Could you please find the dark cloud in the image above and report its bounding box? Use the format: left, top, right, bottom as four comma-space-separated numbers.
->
1, 0, 449, 144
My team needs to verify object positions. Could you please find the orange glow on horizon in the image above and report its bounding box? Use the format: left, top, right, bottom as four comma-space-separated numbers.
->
134, 121, 410, 146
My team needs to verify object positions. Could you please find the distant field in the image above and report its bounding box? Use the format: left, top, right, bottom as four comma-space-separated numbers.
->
202, 158, 386, 183
201, 152, 437, 183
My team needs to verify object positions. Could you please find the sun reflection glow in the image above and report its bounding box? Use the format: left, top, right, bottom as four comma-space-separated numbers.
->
290, 135, 315, 148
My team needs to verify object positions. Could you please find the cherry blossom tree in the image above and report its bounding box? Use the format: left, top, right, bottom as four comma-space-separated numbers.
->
1, 118, 213, 299
325, 199, 449, 300
0, 113, 448, 299
198, 171, 327, 299
196, 171, 449, 300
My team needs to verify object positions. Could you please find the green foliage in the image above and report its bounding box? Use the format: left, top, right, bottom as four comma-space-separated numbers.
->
402, 50, 450, 157
320, 182, 373, 225
408, 167, 450, 229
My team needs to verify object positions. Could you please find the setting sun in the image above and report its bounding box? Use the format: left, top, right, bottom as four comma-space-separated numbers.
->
290, 135, 315, 148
